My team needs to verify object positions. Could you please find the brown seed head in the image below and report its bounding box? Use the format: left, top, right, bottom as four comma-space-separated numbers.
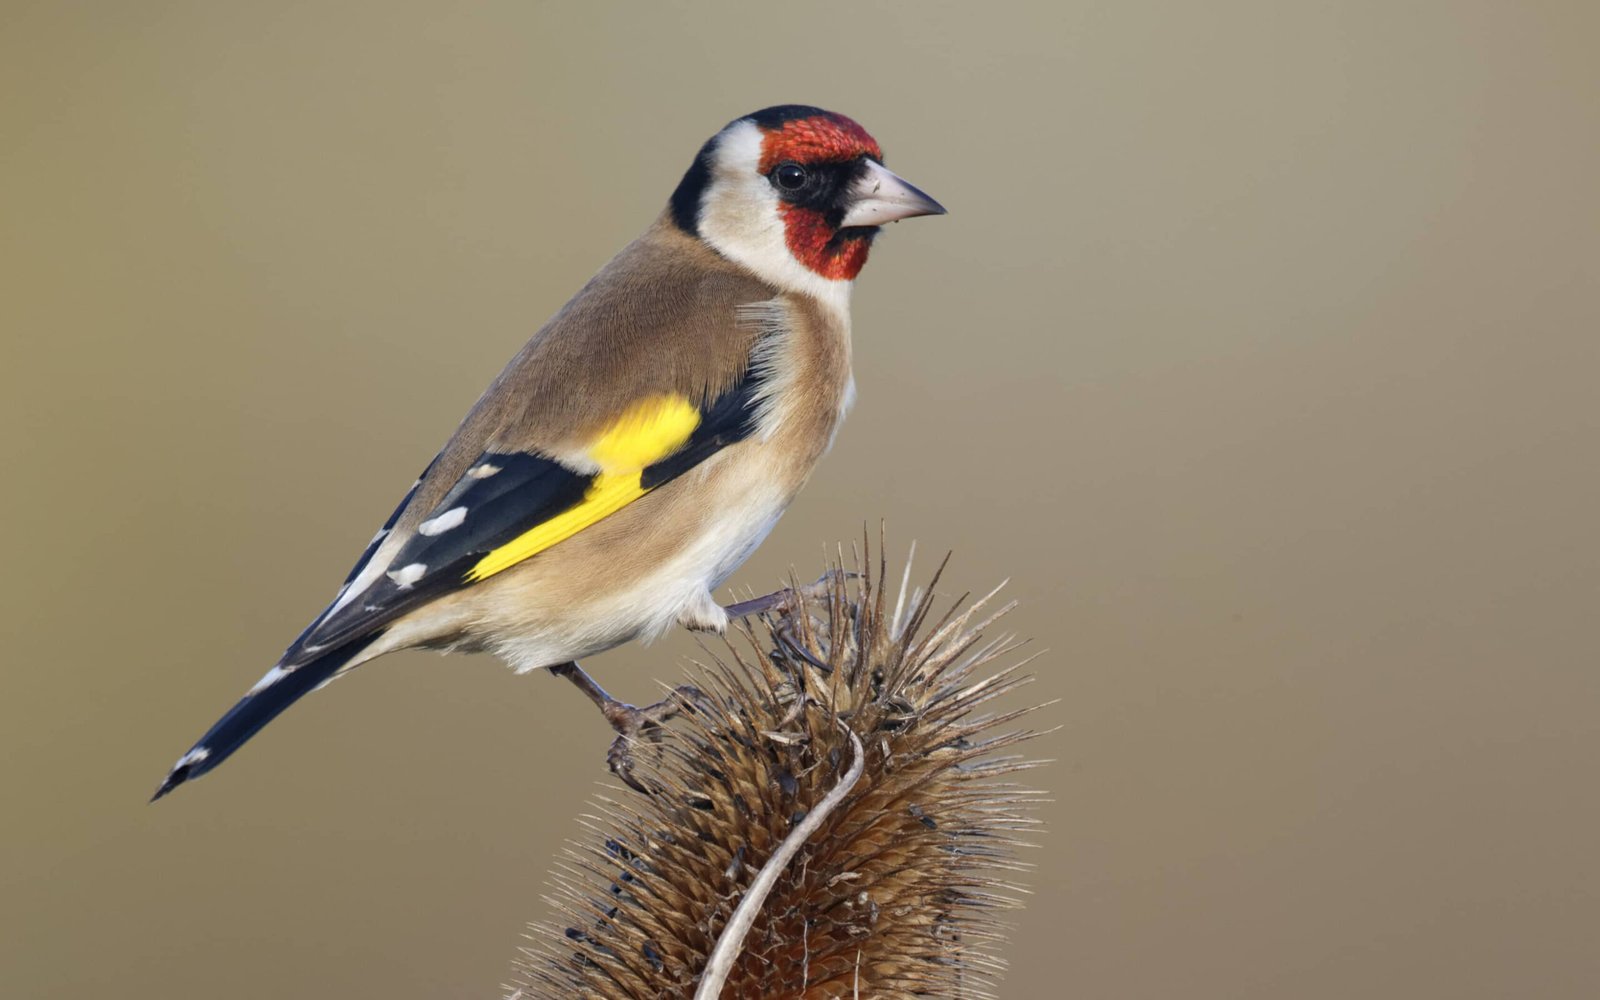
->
511, 543, 1047, 999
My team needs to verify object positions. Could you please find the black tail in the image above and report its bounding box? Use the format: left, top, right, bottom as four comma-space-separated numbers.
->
151, 636, 377, 801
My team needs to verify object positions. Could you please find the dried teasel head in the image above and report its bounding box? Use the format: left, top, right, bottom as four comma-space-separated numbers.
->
510, 543, 1047, 999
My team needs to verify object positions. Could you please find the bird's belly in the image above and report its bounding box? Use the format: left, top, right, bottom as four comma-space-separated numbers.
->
435, 443, 804, 672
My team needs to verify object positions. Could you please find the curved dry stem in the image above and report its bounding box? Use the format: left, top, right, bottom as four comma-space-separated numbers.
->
694, 722, 865, 1000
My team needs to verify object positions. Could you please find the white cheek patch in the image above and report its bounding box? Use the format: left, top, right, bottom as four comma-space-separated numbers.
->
696, 121, 853, 317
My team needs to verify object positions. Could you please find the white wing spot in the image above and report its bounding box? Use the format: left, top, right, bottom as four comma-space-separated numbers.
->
248, 664, 293, 695
387, 562, 427, 589
418, 506, 468, 536
467, 463, 502, 479
176, 746, 211, 767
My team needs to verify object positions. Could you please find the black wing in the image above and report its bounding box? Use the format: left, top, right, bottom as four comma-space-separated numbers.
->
279, 369, 763, 666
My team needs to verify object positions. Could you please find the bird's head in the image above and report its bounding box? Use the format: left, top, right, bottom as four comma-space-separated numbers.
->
670, 105, 945, 298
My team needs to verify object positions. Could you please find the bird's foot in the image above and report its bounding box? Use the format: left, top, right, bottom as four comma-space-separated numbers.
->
599, 688, 707, 793
724, 569, 855, 621
549, 661, 706, 793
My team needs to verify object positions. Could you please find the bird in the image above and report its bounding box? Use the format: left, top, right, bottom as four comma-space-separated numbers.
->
153, 104, 945, 801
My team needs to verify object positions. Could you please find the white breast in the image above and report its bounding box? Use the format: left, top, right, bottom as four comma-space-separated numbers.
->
616, 449, 797, 644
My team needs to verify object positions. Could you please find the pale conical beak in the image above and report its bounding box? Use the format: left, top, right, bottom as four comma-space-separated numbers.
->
840, 158, 947, 228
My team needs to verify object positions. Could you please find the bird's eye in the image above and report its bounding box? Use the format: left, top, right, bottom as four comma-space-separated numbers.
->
772, 163, 808, 191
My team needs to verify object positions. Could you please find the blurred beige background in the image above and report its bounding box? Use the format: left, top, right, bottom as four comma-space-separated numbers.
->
3, 1, 1597, 997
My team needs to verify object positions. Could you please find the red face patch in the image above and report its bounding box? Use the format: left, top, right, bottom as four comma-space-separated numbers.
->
777, 204, 874, 280
759, 113, 884, 281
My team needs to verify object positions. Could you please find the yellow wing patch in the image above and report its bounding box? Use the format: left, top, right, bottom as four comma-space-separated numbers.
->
467, 395, 701, 582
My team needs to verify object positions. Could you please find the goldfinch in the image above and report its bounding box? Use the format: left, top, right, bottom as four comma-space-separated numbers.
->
154, 105, 944, 800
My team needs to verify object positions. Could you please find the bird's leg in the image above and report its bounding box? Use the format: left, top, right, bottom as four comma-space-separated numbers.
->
723, 569, 854, 621
547, 661, 704, 793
